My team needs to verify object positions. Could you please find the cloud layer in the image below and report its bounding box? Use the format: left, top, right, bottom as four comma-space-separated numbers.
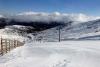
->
1, 12, 100, 24
11, 12, 100, 23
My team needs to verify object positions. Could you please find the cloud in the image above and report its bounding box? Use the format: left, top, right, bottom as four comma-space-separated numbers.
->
2, 12, 100, 24
0, 15, 4, 18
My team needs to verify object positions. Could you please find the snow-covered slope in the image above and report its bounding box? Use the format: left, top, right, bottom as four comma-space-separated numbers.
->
1, 12, 100, 30
0, 25, 34, 35
0, 41, 100, 67
0, 12, 100, 67
1, 12, 100, 41
0, 25, 35, 41
34, 19, 100, 41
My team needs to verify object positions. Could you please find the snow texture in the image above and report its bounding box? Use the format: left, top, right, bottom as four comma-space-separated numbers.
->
0, 12, 100, 67
0, 41, 100, 67
33, 18, 100, 41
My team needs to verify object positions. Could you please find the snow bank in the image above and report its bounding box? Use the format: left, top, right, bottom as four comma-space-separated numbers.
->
0, 41, 100, 67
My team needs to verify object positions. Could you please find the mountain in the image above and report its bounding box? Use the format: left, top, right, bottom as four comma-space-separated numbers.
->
0, 25, 34, 35
0, 12, 100, 41
0, 12, 100, 30
34, 19, 100, 41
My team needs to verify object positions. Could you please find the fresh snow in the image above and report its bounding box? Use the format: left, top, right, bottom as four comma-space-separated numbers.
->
0, 12, 100, 67
34, 18, 100, 41
0, 25, 34, 42
0, 41, 100, 67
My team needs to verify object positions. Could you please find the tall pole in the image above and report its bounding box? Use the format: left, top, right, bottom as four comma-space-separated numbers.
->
59, 26, 61, 42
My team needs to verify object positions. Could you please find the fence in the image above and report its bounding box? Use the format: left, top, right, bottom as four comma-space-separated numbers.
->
0, 38, 24, 56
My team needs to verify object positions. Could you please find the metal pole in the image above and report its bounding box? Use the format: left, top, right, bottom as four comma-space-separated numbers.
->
59, 27, 61, 42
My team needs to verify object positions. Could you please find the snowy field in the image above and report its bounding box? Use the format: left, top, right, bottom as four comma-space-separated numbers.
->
0, 41, 100, 67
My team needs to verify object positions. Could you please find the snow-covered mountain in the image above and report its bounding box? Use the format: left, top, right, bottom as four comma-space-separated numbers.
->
34, 19, 100, 41
0, 12, 100, 30
0, 25, 34, 35
0, 25, 35, 41
0, 12, 100, 41
1, 12, 100, 67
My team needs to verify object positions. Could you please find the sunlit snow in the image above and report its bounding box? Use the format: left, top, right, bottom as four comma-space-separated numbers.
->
0, 41, 100, 67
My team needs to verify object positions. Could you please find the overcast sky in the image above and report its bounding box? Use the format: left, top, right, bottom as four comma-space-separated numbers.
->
0, 0, 100, 16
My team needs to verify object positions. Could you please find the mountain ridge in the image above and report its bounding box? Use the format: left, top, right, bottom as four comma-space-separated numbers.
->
0, 12, 100, 41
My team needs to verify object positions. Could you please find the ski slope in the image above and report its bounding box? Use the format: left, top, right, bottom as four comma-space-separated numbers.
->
0, 41, 100, 67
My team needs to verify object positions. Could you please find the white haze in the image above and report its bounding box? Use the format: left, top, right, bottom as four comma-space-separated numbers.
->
7, 12, 100, 24
0, 15, 4, 18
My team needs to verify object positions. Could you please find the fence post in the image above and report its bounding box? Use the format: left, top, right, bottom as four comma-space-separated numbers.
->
14, 40, 16, 48
5, 39, 8, 53
0, 37, 3, 56
16, 41, 19, 47
8, 39, 10, 51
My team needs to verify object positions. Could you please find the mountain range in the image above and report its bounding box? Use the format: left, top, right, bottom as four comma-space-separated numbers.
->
0, 12, 100, 41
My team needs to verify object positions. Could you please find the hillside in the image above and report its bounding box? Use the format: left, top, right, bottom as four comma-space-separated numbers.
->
34, 19, 100, 41
0, 12, 100, 41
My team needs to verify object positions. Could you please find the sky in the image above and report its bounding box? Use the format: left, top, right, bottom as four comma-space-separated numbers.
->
0, 0, 100, 16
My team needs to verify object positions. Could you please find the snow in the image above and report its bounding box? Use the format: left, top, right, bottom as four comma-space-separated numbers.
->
0, 34, 25, 42
0, 25, 34, 42
0, 41, 100, 67
0, 12, 100, 67
34, 18, 100, 41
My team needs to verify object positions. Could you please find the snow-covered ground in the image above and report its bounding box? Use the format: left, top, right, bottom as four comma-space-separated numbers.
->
34, 18, 100, 41
1, 12, 100, 67
0, 41, 100, 67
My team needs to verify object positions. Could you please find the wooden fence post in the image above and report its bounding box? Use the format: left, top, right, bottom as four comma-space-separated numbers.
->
5, 39, 8, 53
16, 40, 18, 47
0, 37, 3, 56
8, 39, 10, 51
14, 40, 16, 48
12, 40, 14, 49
